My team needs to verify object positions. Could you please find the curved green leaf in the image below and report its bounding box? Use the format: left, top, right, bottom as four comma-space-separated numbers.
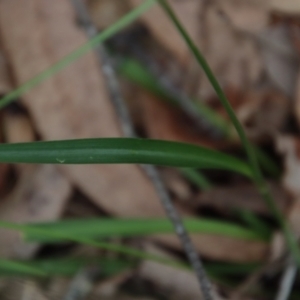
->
0, 259, 46, 277
21, 218, 266, 243
0, 258, 133, 277
0, 138, 252, 177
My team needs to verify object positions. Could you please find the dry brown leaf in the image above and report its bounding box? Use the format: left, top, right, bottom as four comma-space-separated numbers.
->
131, 0, 263, 101
0, 51, 12, 95
276, 136, 300, 250
87, 0, 130, 29
277, 136, 300, 199
259, 24, 299, 96
140, 91, 222, 148
270, 231, 285, 261
0, 279, 48, 300
161, 169, 191, 203
140, 244, 224, 300
0, 162, 10, 199
0, 0, 164, 218
21, 282, 48, 300
214, 86, 289, 141
92, 296, 155, 300
1, 112, 71, 259
153, 233, 268, 263
0, 165, 71, 258
236, 88, 289, 140
129, 0, 200, 65
216, 0, 270, 33
271, 0, 300, 15
3, 112, 36, 144
88, 271, 132, 299
194, 182, 290, 216
196, 2, 262, 100
294, 54, 300, 125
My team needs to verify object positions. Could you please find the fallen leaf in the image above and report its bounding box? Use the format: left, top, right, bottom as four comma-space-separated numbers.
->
140, 244, 224, 300
276, 136, 300, 255
216, 0, 270, 33
86, 0, 130, 29
0, 279, 46, 300
0, 0, 164, 218
3, 111, 36, 145
129, 0, 200, 65
153, 234, 268, 263
213, 86, 289, 141
277, 136, 300, 199
294, 52, 300, 125
140, 91, 222, 148
160, 169, 191, 203
290, 20, 300, 55
90, 271, 131, 298
194, 182, 291, 216
196, 2, 262, 100
270, 231, 285, 261
0, 165, 71, 258
271, 0, 300, 15
0, 51, 12, 95
1, 108, 71, 259
236, 88, 289, 140
259, 24, 299, 96
22, 281, 48, 300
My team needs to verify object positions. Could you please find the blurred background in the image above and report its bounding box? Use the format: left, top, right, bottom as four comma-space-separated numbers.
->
0, 0, 299, 299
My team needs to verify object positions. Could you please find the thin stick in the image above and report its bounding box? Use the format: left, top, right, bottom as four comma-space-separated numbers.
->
71, 1, 214, 299
63, 267, 100, 300
157, 0, 300, 265
275, 259, 297, 300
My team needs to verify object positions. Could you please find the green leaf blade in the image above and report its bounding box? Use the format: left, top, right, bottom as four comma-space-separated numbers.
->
0, 138, 252, 177
0, 259, 46, 277
21, 218, 265, 243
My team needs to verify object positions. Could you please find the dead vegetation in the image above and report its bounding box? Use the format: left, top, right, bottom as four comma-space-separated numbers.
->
0, 0, 300, 299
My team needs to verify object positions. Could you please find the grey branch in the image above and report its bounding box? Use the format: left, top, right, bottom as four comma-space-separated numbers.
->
275, 258, 297, 300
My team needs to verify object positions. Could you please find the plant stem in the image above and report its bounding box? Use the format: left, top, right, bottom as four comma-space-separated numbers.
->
157, 0, 300, 263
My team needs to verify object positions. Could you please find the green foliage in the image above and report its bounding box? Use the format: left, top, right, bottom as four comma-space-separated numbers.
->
0, 0, 291, 284
0, 218, 266, 243
0, 138, 252, 177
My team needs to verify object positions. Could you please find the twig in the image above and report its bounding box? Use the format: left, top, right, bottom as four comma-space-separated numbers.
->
275, 258, 297, 300
71, 1, 214, 299
63, 267, 100, 300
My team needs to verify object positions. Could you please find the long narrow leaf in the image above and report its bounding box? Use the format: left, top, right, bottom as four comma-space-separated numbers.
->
157, 0, 300, 266
0, 138, 252, 177
0, 218, 266, 242
0, 260, 46, 277
0, 258, 133, 277
0, 221, 188, 269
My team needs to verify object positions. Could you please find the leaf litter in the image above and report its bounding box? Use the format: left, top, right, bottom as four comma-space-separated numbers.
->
0, 0, 299, 299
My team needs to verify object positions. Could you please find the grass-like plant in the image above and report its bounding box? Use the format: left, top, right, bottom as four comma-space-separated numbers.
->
156, 0, 300, 259
0, 0, 297, 299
